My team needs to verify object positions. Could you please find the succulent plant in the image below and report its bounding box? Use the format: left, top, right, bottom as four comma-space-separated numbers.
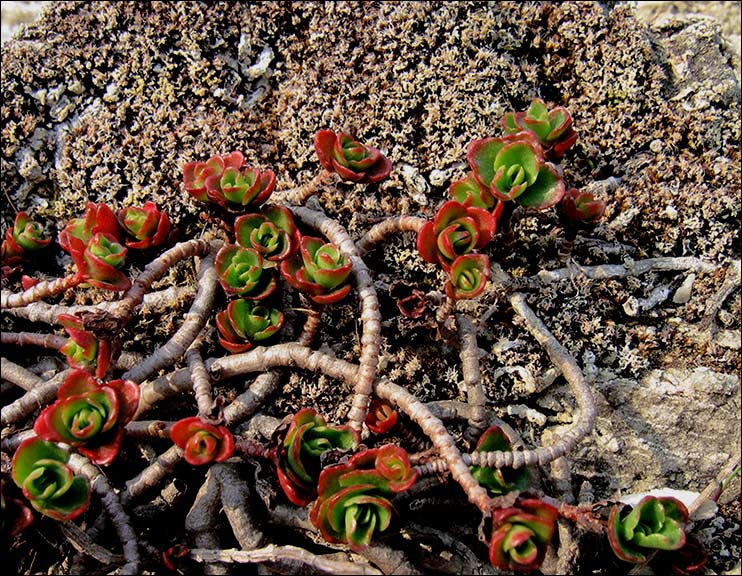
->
117, 201, 171, 249
657, 534, 708, 575
184, 151, 275, 211
162, 544, 190, 571
1, 211, 52, 266
58, 313, 111, 379
449, 173, 497, 210
445, 253, 490, 300
467, 132, 565, 210
170, 416, 235, 466
33, 369, 140, 466
234, 206, 300, 262
274, 408, 357, 507
58, 202, 122, 253
280, 237, 352, 304
1, 480, 34, 537
608, 495, 689, 564
215, 298, 284, 353
314, 130, 392, 184
501, 98, 578, 161
389, 281, 429, 319
470, 425, 530, 496
364, 397, 398, 435
208, 165, 276, 211
489, 498, 558, 572
78, 232, 131, 291
183, 151, 245, 203
416, 200, 496, 271
215, 244, 277, 300
11, 438, 90, 521
309, 444, 417, 549
560, 188, 607, 228
57, 204, 131, 290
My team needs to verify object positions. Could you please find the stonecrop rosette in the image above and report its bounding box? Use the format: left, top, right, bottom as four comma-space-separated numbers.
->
11, 437, 90, 521
58, 202, 121, 253
470, 425, 530, 496
274, 408, 357, 507
608, 495, 689, 563
446, 253, 490, 300
280, 236, 353, 304
1, 481, 35, 537
364, 397, 398, 435
33, 369, 140, 466
309, 444, 417, 549
1, 211, 51, 266
215, 298, 284, 353
183, 151, 244, 203
170, 417, 234, 465
234, 205, 300, 262
501, 98, 578, 161
117, 201, 171, 249
416, 200, 496, 271
467, 132, 565, 210
449, 173, 497, 210
59, 313, 111, 379
560, 187, 607, 228
183, 151, 275, 211
314, 130, 392, 184
489, 498, 558, 572
58, 202, 131, 291
215, 244, 277, 300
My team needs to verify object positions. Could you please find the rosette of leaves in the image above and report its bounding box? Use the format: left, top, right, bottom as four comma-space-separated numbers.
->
78, 232, 131, 291
449, 173, 497, 210
501, 98, 578, 161
559, 187, 606, 229
280, 237, 353, 304
608, 495, 689, 563
56, 203, 131, 290
208, 165, 276, 212
215, 298, 284, 353
170, 417, 234, 466
314, 129, 392, 184
656, 535, 708, 575
1, 480, 34, 537
467, 132, 565, 210
274, 408, 357, 507
58, 202, 121, 253
59, 313, 111, 379
470, 425, 530, 496
117, 201, 171, 249
234, 206, 300, 262
416, 200, 496, 271
446, 253, 490, 300
215, 244, 277, 300
1, 211, 51, 266
11, 438, 90, 522
365, 397, 398, 435
489, 498, 558, 572
183, 151, 244, 203
34, 369, 140, 466
309, 444, 417, 549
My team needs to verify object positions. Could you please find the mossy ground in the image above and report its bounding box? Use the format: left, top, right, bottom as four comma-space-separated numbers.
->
1, 2, 740, 574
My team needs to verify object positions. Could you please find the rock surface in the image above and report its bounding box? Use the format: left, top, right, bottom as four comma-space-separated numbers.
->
2, 1, 740, 574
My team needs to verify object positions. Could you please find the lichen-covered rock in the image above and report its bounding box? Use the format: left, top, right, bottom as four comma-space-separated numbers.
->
1, 1, 740, 572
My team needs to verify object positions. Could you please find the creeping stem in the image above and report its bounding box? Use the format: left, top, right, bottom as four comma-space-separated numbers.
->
122, 247, 219, 383
455, 314, 488, 441
112, 238, 217, 327
68, 453, 141, 576
289, 206, 381, 437
1, 274, 83, 308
